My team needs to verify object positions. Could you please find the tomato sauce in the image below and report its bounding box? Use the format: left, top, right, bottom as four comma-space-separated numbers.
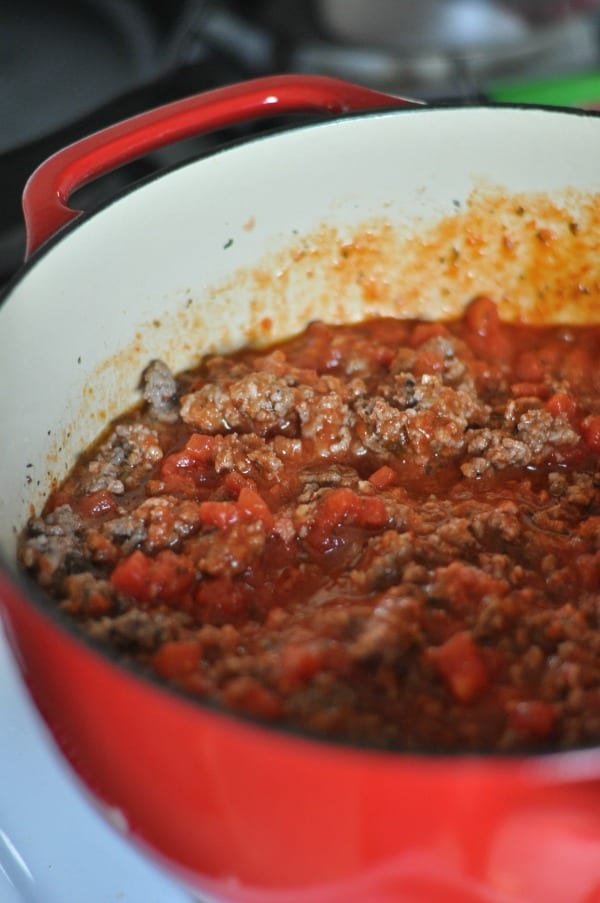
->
19, 297, 600, 752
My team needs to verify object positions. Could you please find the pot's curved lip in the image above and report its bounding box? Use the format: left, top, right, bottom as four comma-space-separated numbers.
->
3, 98, 600, 304
2, 99, 600, 770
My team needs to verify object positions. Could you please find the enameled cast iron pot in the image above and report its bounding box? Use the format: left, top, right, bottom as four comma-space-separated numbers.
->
1, 76, 600, 903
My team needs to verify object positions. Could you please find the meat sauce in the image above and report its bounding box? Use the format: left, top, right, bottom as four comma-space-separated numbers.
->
19, 297, 600, 752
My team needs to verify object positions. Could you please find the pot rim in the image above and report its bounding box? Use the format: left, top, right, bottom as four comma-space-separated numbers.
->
8, 96, 600, 284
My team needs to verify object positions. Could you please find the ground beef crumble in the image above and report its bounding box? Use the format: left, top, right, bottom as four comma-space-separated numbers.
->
19, 297, 600, 753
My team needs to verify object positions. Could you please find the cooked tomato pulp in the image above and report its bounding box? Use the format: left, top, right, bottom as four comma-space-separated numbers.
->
20, 297, 600, 752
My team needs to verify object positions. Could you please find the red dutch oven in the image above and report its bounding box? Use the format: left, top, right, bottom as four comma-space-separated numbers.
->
1, 75, 600, 903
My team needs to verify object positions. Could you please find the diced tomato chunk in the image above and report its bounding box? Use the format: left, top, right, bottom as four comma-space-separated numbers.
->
428, 631, 489, 704
513, 351, 545, 383
110, 549, 150, 599
198, 488, 273, 531
322, 488, 387, 528
184, 433, 218, 462
198, 500, 239, 529
78, 489, 117, 519
224, 471, 257, 496
195, 576, 252, 623
221, 676, 283, 720
161, 446, 216, 478
277, 643, 326, 691
510, 382, 550, 399
111, 549, 195, 603
413, 351, 444, 376
307, 487, 387, 551
154, 552, 195, 600
410, 322, 448, 348
159, 443, 220, 497
322, 488, 361, 522
373, 345, 396, 366
153, 639, 202, 679
465, 295, 500, 336
161, 450, 196, 475
356, 496, 388, 529
237, 487, 274, 530
508, 700, 555, 739
464, 296, 511, 362
413, 350, 444, 377
368, 464, 396, 490
546, 392, 578, 421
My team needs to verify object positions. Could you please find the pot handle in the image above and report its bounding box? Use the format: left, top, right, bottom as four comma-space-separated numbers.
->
23, 74, 417, 258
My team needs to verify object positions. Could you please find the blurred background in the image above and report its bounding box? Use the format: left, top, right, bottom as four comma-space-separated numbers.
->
2, 0, 600, 283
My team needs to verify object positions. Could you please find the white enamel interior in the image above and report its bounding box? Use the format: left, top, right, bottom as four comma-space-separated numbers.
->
1, 105, 599, 563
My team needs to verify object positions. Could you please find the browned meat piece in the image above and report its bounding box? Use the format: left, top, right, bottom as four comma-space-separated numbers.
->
349, 592, 424, 664
186, 520, 267, 577
548, 471, 600, 507
141, 359, 179, 423
103, 514, 147, 553
59, 572, 115, 616
105, 496, 203, 554
353, 395, 409, 456
213, 434, 299, 483
516, 409, 579, 456
21, 505, 85, 586
296, 386, 354, 458
81, 423, 163, 494
350, 530, 415, 591
355, 370, 490, 462
461, 409, 579, 478
86, 608, 190, 653
296, 464, 360, 506
181, 370, 297, 437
